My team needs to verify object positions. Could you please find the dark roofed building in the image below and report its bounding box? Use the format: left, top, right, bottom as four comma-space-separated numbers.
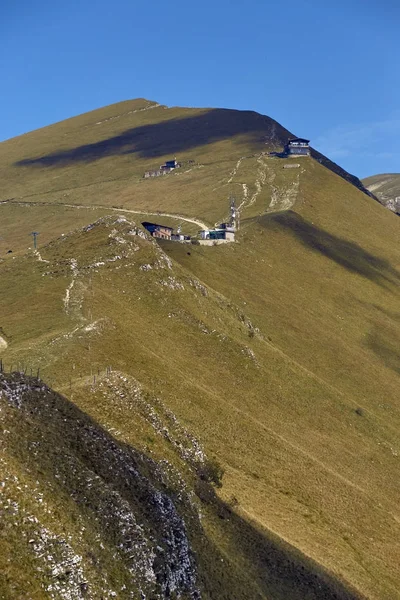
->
164, 159, 178, 169
160, 159, 180, 171
285, 138, 310, 156
142, 222, 173, 240
144, 159, 180, 178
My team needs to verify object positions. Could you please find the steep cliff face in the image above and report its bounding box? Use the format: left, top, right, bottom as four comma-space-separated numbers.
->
0, 372, 202, 599
1, 372, 362, 600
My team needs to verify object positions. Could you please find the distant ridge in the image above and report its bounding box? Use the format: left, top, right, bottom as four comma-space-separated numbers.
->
363, 172, 400, 214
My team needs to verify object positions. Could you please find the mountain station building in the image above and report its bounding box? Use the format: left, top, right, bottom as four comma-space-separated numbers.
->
161, 159, 179, 171
199, 223, 235, 243
284, 138, 311, 156
142, 222, 173, 240
143, 158, 181, 178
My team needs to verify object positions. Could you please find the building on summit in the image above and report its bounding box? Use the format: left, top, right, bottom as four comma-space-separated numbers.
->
284, 138, 310, 156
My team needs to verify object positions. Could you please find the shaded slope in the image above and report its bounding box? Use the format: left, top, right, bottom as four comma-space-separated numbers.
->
0, 100, 289, 218
0, 371, 362, 600
0, 372, 200, 600
14, 108, 290, 166
266, 210, 399, 287
0, 98, 371, 227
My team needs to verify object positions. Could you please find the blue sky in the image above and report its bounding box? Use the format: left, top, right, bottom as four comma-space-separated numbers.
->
1, 0, 398, 178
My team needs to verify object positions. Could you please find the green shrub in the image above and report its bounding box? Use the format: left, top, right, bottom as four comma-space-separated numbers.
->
198, 458, 224, 488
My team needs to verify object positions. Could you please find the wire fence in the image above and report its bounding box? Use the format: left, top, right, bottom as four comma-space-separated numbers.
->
0, 359, 114, 390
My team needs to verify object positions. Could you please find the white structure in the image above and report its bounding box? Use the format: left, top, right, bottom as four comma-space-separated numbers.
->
199, 227, 235, 241
197, 196, 237, 244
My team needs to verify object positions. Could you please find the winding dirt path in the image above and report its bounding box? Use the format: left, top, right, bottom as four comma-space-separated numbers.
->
1, 200, 209, 231
227, 157, 245, 184
237, 154, 268, 212
109, 207, 209, 230
268, 171, 300, 212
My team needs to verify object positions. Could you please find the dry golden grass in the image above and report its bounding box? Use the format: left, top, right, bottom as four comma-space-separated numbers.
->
1, 100, 399, 599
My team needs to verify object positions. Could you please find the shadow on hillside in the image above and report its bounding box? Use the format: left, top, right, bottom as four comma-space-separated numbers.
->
1, 372, 363, 600
14, 109, 289, 167
366, 327, 400, 376
369, 304, 400, 322
262, 211, 400, 289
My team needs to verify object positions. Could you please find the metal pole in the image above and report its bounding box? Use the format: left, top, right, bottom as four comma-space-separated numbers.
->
31, 232, 39, 249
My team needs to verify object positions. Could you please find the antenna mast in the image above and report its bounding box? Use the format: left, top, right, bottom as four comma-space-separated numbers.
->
31, 231, 39, 250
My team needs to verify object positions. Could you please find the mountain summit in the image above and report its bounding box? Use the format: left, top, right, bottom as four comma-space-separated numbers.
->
0, 99, 371, 220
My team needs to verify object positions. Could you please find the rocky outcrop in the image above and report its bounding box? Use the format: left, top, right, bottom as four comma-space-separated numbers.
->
0, 372, 201, 599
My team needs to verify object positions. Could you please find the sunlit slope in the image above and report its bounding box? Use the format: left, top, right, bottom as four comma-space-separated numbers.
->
163, 162, 400, 599
1, 100, 399, 598
0, 200, 202, 257
0, 202, 111, 255
0, 98, 369, 226
0, 99, 285, 221
0, 220, 362, 600
1, 191, 399, 598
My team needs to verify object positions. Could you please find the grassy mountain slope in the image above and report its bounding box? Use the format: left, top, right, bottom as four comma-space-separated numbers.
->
0, 220, 363, 600
1, 100, 400, 599
363, 173, 400, 213
0, 98, 371, 227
